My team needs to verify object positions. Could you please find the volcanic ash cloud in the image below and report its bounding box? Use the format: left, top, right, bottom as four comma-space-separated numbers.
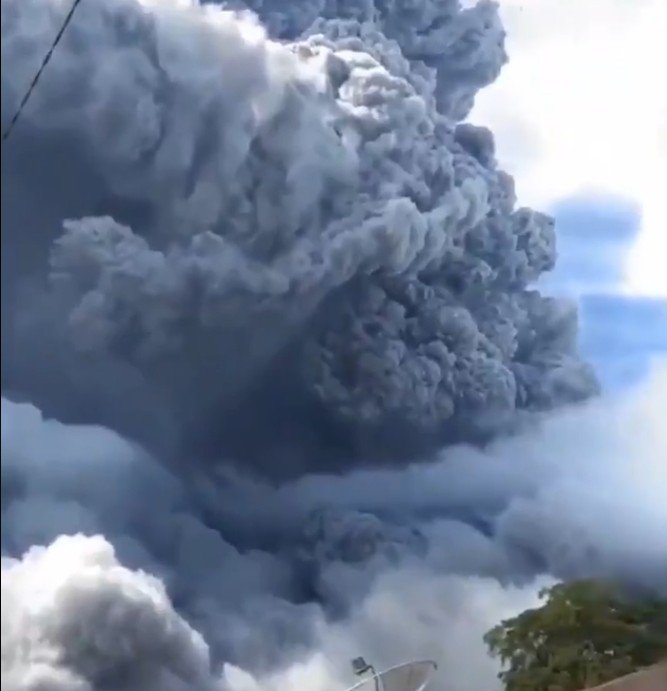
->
2, 1, 644, 690
1, 0, 597, 473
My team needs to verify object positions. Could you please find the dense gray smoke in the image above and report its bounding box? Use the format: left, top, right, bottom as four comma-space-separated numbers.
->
2, 1, 661, 690
1, 0, 597, 473
3, 369, 666, 690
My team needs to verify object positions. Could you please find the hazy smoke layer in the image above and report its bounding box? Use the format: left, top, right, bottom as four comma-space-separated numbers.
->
3, 366, 666, 690
1, 0, 597, 473
2, 1, 658, 690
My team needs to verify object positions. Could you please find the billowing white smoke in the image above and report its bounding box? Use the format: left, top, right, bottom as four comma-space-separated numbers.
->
1, 532, 547, 691
1, 0, 597, 471
2, 0, 661, 690
231, 0, 507, 121
1, 535, 218, 691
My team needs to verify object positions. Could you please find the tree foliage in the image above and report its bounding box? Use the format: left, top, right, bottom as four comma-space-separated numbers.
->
484, 580, 667, 690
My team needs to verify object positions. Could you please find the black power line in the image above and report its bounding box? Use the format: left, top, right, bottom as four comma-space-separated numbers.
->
2, 0, 85, 143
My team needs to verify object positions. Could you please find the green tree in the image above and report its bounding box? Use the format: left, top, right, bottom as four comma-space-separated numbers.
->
484, 580, 667, 690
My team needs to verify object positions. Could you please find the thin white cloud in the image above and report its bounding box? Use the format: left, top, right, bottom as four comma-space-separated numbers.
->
471, 0, 667, 296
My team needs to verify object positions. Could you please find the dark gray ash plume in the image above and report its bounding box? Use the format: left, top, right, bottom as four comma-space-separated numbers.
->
1, 0, 597, 475
2, 1, 661, 691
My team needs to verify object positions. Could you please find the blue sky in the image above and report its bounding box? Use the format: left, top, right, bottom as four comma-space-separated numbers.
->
469, 0, 667, 392
542, 195, 667, 390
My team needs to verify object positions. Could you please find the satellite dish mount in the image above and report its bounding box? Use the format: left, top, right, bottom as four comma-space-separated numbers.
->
345, 658, 438, 691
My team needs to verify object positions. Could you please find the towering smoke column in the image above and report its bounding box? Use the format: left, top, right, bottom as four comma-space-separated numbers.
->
5, 2, 659, 691
1, 0, 597, 475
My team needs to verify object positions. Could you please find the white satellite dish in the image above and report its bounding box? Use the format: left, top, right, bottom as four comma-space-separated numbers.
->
344, 658, 438, 691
